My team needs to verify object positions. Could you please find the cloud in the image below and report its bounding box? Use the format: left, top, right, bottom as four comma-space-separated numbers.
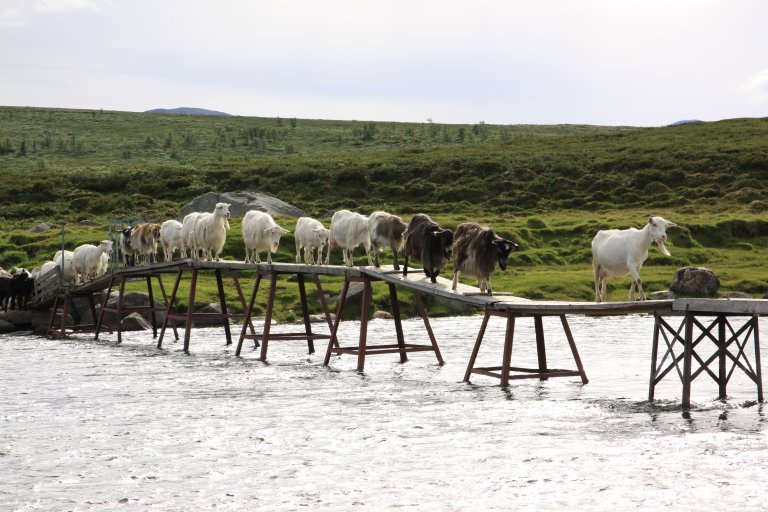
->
34, 0, 112, 13
0, 0, 111, 26
743, 68, 768, 101
0, 1, 27, 26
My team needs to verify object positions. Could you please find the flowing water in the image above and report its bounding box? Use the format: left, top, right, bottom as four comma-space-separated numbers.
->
1, 313, 767, 511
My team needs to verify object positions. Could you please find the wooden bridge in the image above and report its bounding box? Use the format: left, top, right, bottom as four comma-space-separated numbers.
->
36, 259, 765, 408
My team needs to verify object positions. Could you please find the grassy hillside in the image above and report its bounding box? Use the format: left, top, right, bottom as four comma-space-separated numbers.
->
1, 106, 768, 320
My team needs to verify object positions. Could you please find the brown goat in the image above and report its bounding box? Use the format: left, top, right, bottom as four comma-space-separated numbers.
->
403, 213, 454, 283
451, 222, 519, 296
367, 211, 407, 269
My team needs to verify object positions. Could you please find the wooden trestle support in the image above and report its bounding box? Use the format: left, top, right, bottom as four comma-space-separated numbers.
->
322, 274, 444, 372
156, 264, 253, 354
235, 269, 336, 361
48, 289, 103, 337
95, 269, 178, 343
463, 310, 588, 386
649, 307, 764, 408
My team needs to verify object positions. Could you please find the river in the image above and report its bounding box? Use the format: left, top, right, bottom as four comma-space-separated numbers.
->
1, 313, 766, 511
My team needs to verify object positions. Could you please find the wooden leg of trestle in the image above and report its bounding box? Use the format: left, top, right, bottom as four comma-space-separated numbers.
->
158, 268, 183, 349
146, 276, 158, 338
236, 273, 263, 356
464, 311, 491, 382
95, 274, 116, 340
47, 295, 62, 336
116, 275, 127, 344
754, 317, 764, 402
259, 273, 278, 362
560, 315, 588, 384
389, 283, 407, 363
718, 315, 727, 400
413, 292, 443, 365
356, 279, 372, 372
297, 275, 315, 354
231, 272, 256, 338
534, 315, 548, 379
155, 275, 179, 341
682, 310, 693, 408
324, 279, 350, 366
500, 314, 516, 388
183, 268, 198, 354
314, 275, 338, 348
215, 269, 232, 346
649, 313, 661, 400
61, 294, 71, 337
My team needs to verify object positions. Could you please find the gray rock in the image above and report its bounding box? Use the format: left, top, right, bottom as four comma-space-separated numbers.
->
1, 310, 35, 327
180, 191, 306, 219
721, 291, 752, 299
309, 314, 334, 324
193, 303, 224, 325
340, 282, 365, 304
28, 222, 52, 233
0, 319, 17, 333
669, 266, 720, 296
648, 290, 676, 300
372, 310, 393, 320
120, 313, 152, 331
78, 220, 101, 226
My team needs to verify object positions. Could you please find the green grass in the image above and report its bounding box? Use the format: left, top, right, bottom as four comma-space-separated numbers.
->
2, 106, 768, 320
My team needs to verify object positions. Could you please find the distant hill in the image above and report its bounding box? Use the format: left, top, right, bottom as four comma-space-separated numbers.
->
669, 119, 703, 126
145, 107, 230, 116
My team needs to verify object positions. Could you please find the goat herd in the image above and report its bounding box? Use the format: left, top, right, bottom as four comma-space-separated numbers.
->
0, 201, 677, 313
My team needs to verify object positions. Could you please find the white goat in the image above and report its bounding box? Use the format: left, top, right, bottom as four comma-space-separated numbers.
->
72, 240, 114, 283
160, 219, 184, 261
242, 210, 289, 264
327, 210, 371, 267
181, 212, 202, 260
195, 203, 231, 261
295, 217, 330, 265
53, 250, 77, 285
592, 215, 676, 302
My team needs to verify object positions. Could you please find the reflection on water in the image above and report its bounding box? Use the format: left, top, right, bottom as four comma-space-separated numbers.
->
1, 314, 767, 511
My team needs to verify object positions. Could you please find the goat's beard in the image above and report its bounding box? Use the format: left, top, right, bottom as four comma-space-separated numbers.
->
656, 239, 671, 257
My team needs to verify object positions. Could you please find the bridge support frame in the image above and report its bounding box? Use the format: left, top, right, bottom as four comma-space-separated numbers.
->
235, 269, 336, 361
47, 290, 104, 337
94, 270, 178, 344
323, 275, 444, 372
157, 265, 252, 354
463, 310, 588, 386
649, 309, 764, 408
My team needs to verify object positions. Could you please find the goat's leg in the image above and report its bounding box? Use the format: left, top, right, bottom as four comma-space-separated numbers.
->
452, 270, 460, 291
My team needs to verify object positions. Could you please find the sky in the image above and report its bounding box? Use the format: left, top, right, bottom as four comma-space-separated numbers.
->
1, 0, 767, 126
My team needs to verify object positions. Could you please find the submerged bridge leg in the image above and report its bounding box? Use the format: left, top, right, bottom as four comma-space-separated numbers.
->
649, 308, 764, 408
47, 290, 102, 337
157, 264, 250, 354
323, 275, 444, 372
463, 310, 588, 386
235, 270, 335, 362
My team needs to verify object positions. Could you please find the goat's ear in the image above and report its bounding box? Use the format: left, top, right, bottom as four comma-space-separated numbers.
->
667, 221, 677, 228
491, 239, 500, 246
648, 216, 656, 225
281, 227, 290, 234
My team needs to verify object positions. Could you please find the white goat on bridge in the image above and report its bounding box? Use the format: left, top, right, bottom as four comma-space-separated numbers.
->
295, 217, 329, 265
591, 215, 676, 302
242, 210, 289, 264
72, 240, 113, 284
327, 209, 371, 267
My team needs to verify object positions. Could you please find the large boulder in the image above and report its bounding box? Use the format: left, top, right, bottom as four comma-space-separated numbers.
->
669, 266, 720, 296
120, 313, 152, 331
180, 191, 306, 219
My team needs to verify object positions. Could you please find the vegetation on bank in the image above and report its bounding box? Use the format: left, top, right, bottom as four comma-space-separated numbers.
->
1, 106, 767, 321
